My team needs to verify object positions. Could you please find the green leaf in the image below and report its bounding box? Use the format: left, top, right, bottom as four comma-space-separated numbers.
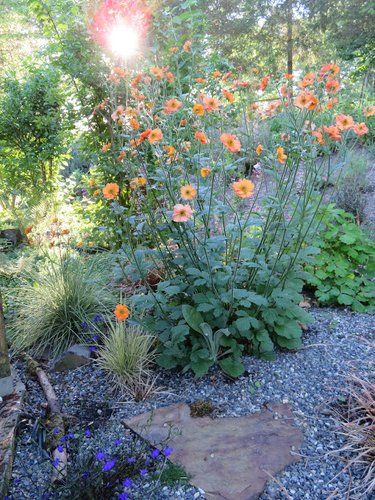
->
219, 356, 244, 378
337, 293, 353, 305
182, 305, 204, 333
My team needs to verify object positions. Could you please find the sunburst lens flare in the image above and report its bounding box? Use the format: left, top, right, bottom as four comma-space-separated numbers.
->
108, 23, 140, 59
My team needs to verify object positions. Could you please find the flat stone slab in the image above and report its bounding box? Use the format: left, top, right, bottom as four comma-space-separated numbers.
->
125, 402, 303, 499
0, 373, 25, 499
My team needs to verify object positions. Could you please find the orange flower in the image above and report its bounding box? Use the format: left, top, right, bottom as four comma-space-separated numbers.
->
93, 189, 100, 197
130, 176, 147, 189
24, 225, 33, 235
150, 66, 164, 80
364, 106, 375, 118
183, 40, 192, 52
220, 133, 241, 153
129, 117, 140, 130
284, 73, 294, 79
148, 128, 163, 144
353, 122, 369, 136
89, 178, 96, 187
180, 118, 187, 127
172, 204, 193, 222
256, 144, 263, 155
164, 145, 176, 158
320, 63, 340, 78
195, 77, 206, 84
101, 142, 112, 152
166, 71, 174, 83
294, 92, 318, 110
232, 179, 255, 199
180, 184, 197, 200
259, 76, 270, 91
222, 89, 235, 103
200, 167, 211, 178
170, 46, 178, 54
103, 182, 120, 200
164, 98, 182, 114
193, 103, 205, 116
325, 79, 340, 94
276, 146, 287, 163
298, 72, 315, 89
335, 114, 354, 130
117, 151, 126, 162
312, 129, 325, 145
203, 95, 221, 112
212, 70, 222, 78
114, 304, 130, 321
280, 84, 288, 98
323, 125, 341, 141
194, 130, 209, 144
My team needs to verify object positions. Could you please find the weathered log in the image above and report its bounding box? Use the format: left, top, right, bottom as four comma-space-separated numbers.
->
0, 292, 12, 397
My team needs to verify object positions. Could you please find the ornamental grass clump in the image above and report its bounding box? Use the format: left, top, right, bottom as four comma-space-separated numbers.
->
96, 319, 157, 401
9, 253, 115, 357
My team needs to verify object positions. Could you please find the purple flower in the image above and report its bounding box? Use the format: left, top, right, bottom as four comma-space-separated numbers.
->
150, 448, 160, 459
57, 444, 64, 453
122, 478, 133, 488
102, 459, 116, 472
89, 345, 98, 352
85, 429, 92, 438
52, 458, 60, 467
163, 447, 173, 457
145, 458, 150, 466
82, 470, 89, 478
118, 494, 128, 500
92, 334, 99, 341
114, 438, 121, 446
127, 457, 136, 464
140, 468, 148, 477
67, 432, 75, 440
53, 427, 60, 435
96, 450, 105, 461
93, 315, 103, 323
81, 321, 89, 331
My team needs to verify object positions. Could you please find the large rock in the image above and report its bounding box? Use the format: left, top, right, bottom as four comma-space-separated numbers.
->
0, 229, 24, 246
52, 344, 92, 372
125, 402, 303, 500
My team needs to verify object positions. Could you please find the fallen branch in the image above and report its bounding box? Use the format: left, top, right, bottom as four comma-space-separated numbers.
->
26, 356, 67, 482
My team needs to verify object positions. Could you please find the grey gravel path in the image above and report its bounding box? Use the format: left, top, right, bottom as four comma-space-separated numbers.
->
8, 307, 374, 499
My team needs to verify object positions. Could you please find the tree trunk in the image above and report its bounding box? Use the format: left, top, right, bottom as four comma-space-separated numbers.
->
286, 0, 293, 75
0, 291, 12, 396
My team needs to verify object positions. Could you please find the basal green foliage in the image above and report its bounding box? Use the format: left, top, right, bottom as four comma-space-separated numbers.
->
306, 205, 375, 312
8, 252, 115, 357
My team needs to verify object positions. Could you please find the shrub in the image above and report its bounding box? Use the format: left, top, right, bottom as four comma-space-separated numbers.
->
306, 205, 375, 312
8, 252, 115, 357
95, 320, 157, 400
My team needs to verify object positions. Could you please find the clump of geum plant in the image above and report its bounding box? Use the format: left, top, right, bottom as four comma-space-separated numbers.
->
8, 252, 115, 357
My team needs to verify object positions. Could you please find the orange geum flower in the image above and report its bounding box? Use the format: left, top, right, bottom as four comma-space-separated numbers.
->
364, 106, 375, 117
89, 178, 96, 187
259, 76, 270, 91
166, 72, 174, 84
103, 182, 119, 200
180, 118, 187, 127
320, 63, 340, 77
200, 167, 211, 178
295, 92, 316, 109
335, 114, 354, 130
212, 70, 222, 78
353, 122, 369, 136
284, 73, 294, 79
164, 98, 182, 114
276, 146, 287, 163
325, 78, 340, 94
193, 103, 205, 116
130, 176, 147, 189
222, 89, 235, 103
183, 40, 192, 52
256, 144, 263, 155
114, 304, 130, 321
172, 204, 193, 222
194, 130, 209, 145
164, 145, 176, 158
232, 179, 255, 199
326, 97, 338, 109
93, 189, 100, 197
323, 125, 341, 141
148, 128, 163, 144
24, 225, 33, 235
129, 118, 140, 130
180, 184, 197, 200
170, 46, 178, 54
117, 151, 126, 162
195, 77, 206, 84
312, 129, 325, 145
150, 66, 164, 80
203, 95, 221, 112
101, 142, 112, 152
220, 133, 241, 153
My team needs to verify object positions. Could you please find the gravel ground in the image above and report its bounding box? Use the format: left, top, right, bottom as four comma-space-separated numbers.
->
8, 307, 374, 499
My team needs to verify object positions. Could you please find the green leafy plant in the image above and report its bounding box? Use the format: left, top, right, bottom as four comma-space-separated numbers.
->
306, 205, 375, 311
95, 320, 158, 401
8, 252, 115, 356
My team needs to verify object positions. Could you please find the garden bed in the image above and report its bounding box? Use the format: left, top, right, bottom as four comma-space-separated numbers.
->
7, 307, 374, 499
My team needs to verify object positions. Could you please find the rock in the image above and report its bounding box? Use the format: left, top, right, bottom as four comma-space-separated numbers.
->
125, 402, 303, 500
0, 229, 24, 246
52, 344, 92, 372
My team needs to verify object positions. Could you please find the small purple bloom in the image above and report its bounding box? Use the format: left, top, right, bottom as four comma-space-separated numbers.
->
52, 458, 60, 467
82, 470, 89, 478
122, 478, 133, 488
102, 459, 116, 472
85, 429, 92, 438
145, 458, 151, 466
150, 448, 160, 459
163, 446, 173, 457
92, 334, 99, 341
67, 432, 75, 440
114, 438, 121, 446
93, 315, 103, 323
140, 468, 148, 477
96, 450, 105, 461
89, 345, 98, 352
53, 427, 60, 435
118, 494, 128, 500
81, 321, 89, 331
57, 444, 64, 453
127, 457, 136, 464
